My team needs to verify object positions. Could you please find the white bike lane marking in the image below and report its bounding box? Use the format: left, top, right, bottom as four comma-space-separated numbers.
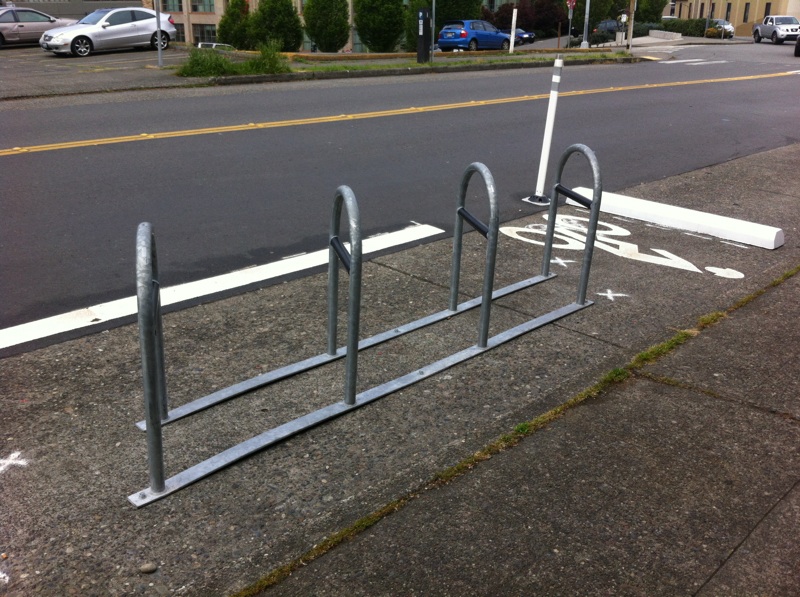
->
501, 214, 745, 298
0, 452, 27, 475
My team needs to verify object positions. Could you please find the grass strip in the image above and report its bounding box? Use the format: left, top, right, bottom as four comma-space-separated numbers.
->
232, 264, 799, 597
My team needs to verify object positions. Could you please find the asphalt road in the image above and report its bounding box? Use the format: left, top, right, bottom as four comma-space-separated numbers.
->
2, 40, 800, 596
1, 42, 799, 336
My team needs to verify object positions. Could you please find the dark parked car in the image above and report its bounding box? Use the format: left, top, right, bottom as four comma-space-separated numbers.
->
438, 20, 510, 52
595, 19, 622, 36
0, 7, 75, 47
500, 28, 535, 45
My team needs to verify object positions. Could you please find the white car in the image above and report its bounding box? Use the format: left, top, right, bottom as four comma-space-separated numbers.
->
711, 19, 735, 37
40, 7, 176, 57
752, 15, 800, 44
197, 42, 236, 51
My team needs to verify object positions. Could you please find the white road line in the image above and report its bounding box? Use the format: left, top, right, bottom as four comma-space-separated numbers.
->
0, 223, 444, 350
659, 58, 705, 64
688, 60, 729, 66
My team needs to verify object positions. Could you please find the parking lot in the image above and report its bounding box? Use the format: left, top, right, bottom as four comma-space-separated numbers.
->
0, 45, 192, 100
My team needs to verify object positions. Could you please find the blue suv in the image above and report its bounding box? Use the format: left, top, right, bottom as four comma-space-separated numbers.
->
438, 20, 511, 52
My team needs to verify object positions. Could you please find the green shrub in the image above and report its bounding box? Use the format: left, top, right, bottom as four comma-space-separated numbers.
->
633, 22, 663, 37
176, 41, 291, 77
705, 26, 732, 38
243, 41, 292, 74
403, 0, 428, 51
662, 17, 708, 37
589, 31, 612, 45
217, 0, 250, 50
304, 0, 350, 52
249, 0, 304, 52
177, 48, 239, 77
354, 0, 403, 52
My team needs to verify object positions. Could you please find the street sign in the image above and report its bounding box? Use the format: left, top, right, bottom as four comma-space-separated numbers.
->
566, 0, 576, 9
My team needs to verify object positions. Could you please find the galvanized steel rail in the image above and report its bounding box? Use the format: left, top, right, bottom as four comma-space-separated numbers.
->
129, 152, 602, 507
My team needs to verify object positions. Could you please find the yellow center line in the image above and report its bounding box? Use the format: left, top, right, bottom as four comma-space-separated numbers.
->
1, 71, 795, 157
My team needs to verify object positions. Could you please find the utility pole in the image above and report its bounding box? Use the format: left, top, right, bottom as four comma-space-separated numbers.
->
626, 0, 636, 51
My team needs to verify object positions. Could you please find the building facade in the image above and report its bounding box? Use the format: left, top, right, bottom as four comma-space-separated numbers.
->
0, 0, 142, 19
668, 0, 799, 34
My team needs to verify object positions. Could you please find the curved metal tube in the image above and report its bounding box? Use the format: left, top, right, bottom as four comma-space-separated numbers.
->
448, 162, 500, 348
542, 143, 603, 304
136, 222, 166, 494
327, 186, 363, 405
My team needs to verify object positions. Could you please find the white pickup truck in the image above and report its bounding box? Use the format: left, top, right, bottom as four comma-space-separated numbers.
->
752, 15, 800, 44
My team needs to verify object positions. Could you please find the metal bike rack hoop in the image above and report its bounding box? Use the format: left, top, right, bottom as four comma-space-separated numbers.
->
449, 162, 500, 348
542, 143, 603, 305
135, 222, 168, 495
327, 185, 363, 405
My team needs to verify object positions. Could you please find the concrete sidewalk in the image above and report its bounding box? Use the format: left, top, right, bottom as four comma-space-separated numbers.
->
259, 270, 800, 596
1, 137, 798, 597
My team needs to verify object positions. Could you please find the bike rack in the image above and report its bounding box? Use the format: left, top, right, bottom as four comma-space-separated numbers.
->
129, 151, 602, 507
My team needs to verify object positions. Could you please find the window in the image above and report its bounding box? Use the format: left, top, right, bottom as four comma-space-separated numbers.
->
699, 3, 704, 18
173, 23, 185, 42
163, 0, 183, 12
191, 0, 214, 12
106, 10, 134, 26
710, 2, 715, 18
192, 23, 216, 42
18, 10, 52, 23
764, 2, 771, 17
0, 11, 15, 22
133, 10, 155, 21
743, 2, 750, 22
725, 3, 731, 21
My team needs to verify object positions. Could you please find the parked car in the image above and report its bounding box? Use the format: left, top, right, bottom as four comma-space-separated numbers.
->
595, 19, 622, 36
752, 15, 799, 44
197, 42, 235, 50
40, 7, 176, 57
500, 28, 535, 45
0, 7, 75, 47
438, 20, 511, 52
710, 19, 735, 37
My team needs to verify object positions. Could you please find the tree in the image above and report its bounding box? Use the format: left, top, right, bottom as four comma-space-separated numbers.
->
249, 0, 304, 52
634, 0, 670, 24
303, 0, 350, 52
217, 0, 251, 50
403, 0, 429, 51
573, 0, 615, 36
435, 0, 482, 31
530, 0, 567, 35
354, 0, 404, 52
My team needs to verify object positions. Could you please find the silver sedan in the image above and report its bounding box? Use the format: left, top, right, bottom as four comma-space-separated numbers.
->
0, 7, 75, 47
40, 7, 176, 57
